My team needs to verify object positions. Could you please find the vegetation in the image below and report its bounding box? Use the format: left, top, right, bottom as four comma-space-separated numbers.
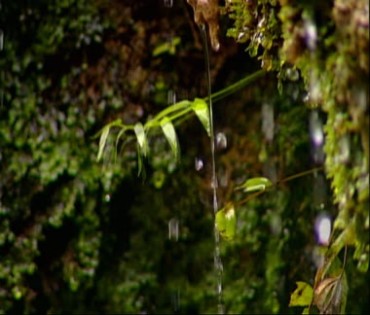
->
0, 0, 368, 314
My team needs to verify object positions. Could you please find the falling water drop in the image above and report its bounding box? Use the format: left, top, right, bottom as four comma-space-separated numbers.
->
168, 217, 179, 241
0, 29, 3, 51
285, 67, 300, 81
261, 103, 274, 142
309, 110, 325, 164
104, 194, 111, 203
216, 132, 227, 150
314, 213, 332, 246
163, 0, 173, 7
309, 111, 324, 147
194, 157, 204, 171
171, 288, 180, 313
336, 134, 350, 164
167, 89, 177, 105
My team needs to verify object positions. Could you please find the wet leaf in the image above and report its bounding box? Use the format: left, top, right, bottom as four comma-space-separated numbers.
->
192, 98, 210, 136
160, 117, 179, 161
134, 122, 148, 157
289, 281, 313, 307
97, 125, 110, 162
215, 203, 236, 241
235, 177, 272, 193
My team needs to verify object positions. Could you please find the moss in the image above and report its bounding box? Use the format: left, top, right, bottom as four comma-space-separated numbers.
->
226, 0, 369, 312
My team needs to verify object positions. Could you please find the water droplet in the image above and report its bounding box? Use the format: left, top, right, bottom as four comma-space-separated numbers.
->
104, 194, 111, 203
261, 103, 274, 142
218, 302, 225, 315
217, 282, 222, 294
168, 217, 179, 241
218, 166, 229, 188
304, 19, 317, 50
210, 176, 218, 190
214, 251, 223, 272
216, 132, 227, 150
237, 32, 245, 40
314, 213, 331, 246
336, 135, 350, 163
194, 157, 204, 171
171, 289, 180, 313
309, 111, 324, 147
285, 67, 300, 81
0, 29, 3, 51
167, 90, 176, 105
163, 0, 173, 7
308, 72, 321, 104
309, 111, 325, 164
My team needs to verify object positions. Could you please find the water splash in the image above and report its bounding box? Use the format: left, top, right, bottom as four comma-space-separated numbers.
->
199, 24, 224, 314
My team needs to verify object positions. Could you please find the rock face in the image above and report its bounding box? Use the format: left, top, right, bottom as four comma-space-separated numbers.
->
187, 0, 220, 51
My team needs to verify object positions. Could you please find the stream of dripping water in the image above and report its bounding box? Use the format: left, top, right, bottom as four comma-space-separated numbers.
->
199, 24, 225, 314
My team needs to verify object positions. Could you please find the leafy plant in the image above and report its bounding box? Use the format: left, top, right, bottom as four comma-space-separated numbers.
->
96, 71, 266, 172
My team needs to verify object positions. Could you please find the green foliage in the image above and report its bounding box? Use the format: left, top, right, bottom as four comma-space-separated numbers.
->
235, 176, 272, 193
215, 203, 237, 241
289, 281, 313, 308
152, 36, 181, 56
1, 0, 368, 314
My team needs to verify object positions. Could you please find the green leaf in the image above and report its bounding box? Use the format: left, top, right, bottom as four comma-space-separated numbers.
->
114, 128, 127, 161
160, 117, 179, 161
152, 37, 181, 56
215, 203, 236, 241
289, 281, 313, 307
134, 122, 148, 157
192, 98, 210, 136
235, 177, 272, 193
97, 125, 110, 162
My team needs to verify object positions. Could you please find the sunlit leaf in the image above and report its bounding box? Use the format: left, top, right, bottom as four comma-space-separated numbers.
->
235, 177, 272, 193
289, 281, 313, 307
97, 125, 110, 161
160, 117, 179, 161
215, 203, 236, 241
192, 98, 210, 136
302, 307, 310, 314
134, 122, 148, 157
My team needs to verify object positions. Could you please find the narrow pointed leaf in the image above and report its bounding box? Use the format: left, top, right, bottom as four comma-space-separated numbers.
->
160, 117, 179, 161
97, 125, 110, 161
134, 122, 148, 157
235, 177, 272, 193
215, 203, 236, 241
289, 281, 314, 307
114, 128, 127, 161
192, 98, 210, 136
